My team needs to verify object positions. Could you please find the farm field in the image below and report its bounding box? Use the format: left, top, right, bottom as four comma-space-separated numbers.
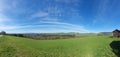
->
0, 36, 120, 57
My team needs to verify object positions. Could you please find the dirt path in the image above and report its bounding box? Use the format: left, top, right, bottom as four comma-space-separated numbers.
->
0, 35, 3, 37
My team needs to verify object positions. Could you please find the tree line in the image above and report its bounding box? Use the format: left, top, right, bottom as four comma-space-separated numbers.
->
0, 31, 6, 35
7, 33, 78, 40
1, 31, 96, 40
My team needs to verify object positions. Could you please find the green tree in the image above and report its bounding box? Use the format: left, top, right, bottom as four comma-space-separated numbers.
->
1, 31, 6, 35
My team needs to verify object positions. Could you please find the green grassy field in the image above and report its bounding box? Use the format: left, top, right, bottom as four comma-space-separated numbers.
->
0, 36, 120, 57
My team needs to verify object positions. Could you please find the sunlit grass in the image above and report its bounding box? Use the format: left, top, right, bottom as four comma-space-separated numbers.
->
0, 36, 120, 57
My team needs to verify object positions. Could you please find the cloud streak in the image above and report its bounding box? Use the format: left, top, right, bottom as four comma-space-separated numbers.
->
32, 12, 49, 18
0, 20, 90, 33
40, 21, 90, 32
0, 0, 90, 33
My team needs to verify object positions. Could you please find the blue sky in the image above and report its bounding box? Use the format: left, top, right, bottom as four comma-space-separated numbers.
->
0, 0, 120, 33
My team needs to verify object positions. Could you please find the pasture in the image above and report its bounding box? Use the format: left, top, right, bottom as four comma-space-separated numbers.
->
0, 36, 120, 57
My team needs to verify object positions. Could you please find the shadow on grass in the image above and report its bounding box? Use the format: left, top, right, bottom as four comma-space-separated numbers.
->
110, 41, 120, 57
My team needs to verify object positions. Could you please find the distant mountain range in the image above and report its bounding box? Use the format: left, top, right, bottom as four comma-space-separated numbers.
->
98, 32, 112, 36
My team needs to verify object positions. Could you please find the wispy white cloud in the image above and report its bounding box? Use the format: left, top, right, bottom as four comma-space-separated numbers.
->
0, 0, 9, 12
0, 0, 89, 33
0, 15, 25, 31
55, 0, 80, 4
0, 25, 18, 30
1, 20, 90, 33
93, 0, 114, 24
29, 2, 88, 33
0, 0, 18, 31
0, 0, 20, 31
31, 11, 59, 22
0, 0, 18, 12
31, 0, 81, 19
41, 17, 58, 21
39, 21, 90, 32
32, 12, 49, 18
0, 14, 8, 23
0, 13, 13, 27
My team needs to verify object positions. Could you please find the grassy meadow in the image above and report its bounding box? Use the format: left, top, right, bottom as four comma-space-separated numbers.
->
0, 35, 120, 57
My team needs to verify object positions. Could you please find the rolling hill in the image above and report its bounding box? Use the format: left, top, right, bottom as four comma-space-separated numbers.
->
0, 36, 120, 57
